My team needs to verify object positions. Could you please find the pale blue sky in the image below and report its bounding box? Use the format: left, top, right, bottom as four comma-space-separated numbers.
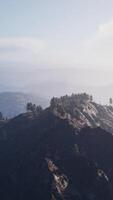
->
0, 0, 113, 39
0, 1, 113, 100
0, 0, 113, 66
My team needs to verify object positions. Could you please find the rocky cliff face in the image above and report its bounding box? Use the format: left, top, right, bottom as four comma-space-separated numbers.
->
50, 93, 113, 133
0, 94, 113, 199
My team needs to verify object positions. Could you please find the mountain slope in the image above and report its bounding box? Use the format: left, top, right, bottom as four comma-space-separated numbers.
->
0, 95, 113, 199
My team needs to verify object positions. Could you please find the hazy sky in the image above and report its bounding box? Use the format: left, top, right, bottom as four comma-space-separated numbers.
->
1, 0, 113, 103
0, 0, 113, 70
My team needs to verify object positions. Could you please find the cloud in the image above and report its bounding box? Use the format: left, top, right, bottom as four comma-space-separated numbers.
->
0, 20, 113, 70
0, 37, 47, 64
0, 37, 80, 67
80, 20, 113, 69
0, 37, 75, 67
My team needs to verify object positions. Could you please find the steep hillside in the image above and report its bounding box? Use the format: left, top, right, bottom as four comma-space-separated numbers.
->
0, 92, 49, 118
50, 93, 113, 133
0, 96, 113, 199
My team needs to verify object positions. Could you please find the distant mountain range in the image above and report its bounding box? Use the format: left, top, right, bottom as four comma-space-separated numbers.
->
0, 92, 49, 118
0, 66, 113, 104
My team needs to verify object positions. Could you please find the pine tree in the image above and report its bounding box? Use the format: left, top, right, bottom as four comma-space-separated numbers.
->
109, 98, 113, 106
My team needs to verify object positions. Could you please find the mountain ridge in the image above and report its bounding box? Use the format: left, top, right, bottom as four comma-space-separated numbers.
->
0, 93, 113, 199
49, 93, 113, 133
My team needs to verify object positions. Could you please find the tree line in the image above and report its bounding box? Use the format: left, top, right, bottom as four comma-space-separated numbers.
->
26, 102, 43, 115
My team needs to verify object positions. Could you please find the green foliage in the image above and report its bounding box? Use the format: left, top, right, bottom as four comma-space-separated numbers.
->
50, 93, 92, 117
26, 102, 43, 115
109, 98, 113, 105
90, 95, 93, 102
0, 112, 3, 120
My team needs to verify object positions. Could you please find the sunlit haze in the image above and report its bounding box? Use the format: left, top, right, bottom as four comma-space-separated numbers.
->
0, 0, 113, 103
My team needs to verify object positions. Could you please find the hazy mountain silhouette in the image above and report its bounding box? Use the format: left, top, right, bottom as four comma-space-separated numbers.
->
0, 66, 113, 103
0, 92, 49, 118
